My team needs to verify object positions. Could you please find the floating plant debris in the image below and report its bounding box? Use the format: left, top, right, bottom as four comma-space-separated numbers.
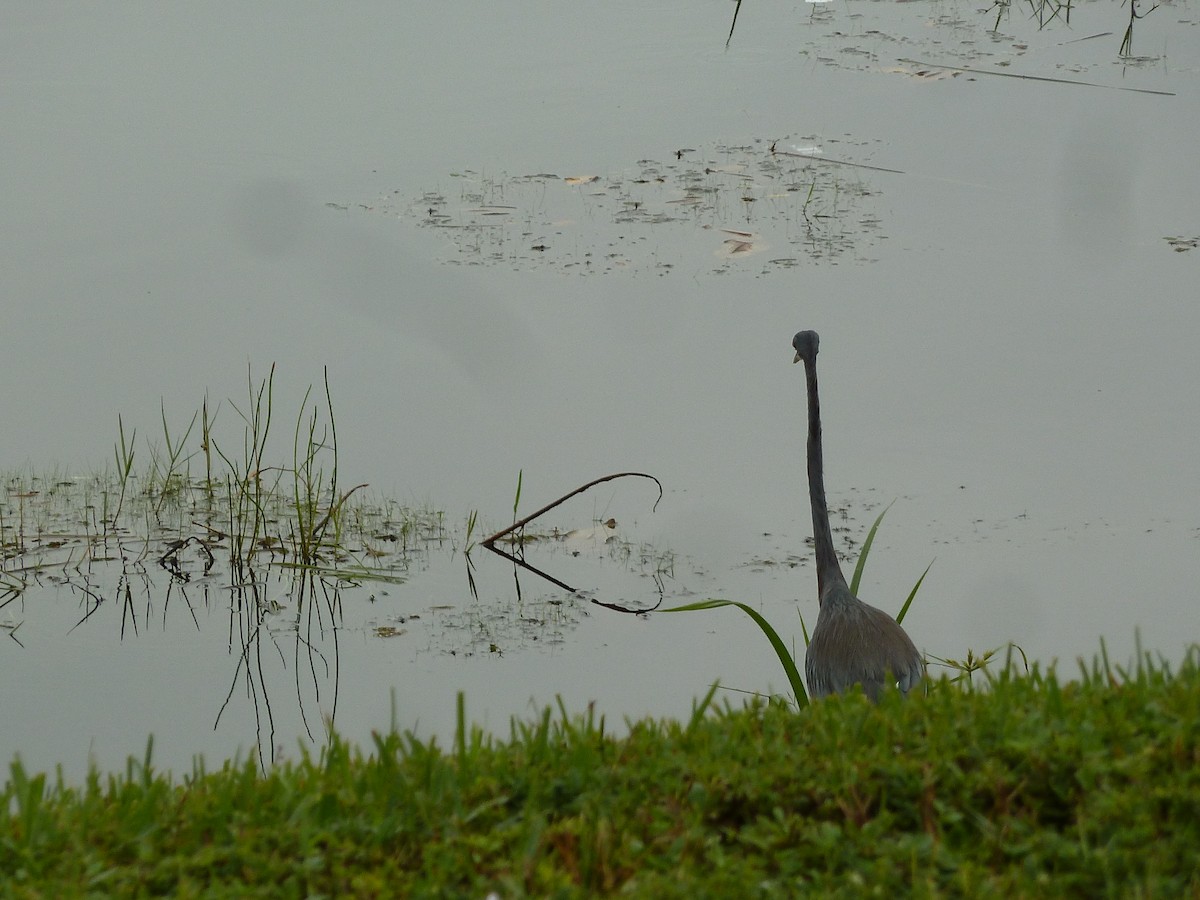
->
344, 137, 892, 276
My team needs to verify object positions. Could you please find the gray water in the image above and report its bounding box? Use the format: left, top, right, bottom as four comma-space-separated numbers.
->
3, 1, 1198, 779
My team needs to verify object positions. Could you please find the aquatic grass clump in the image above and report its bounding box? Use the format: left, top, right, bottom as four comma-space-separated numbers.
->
91, 364, 379, 577
3, 649, 1200, 895
0, 366, 456, 766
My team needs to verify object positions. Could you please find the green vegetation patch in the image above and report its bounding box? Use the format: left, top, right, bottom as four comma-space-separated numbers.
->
4, 654, 1199, 897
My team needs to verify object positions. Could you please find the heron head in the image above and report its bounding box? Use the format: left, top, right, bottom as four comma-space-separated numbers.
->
792, 330, 819, 365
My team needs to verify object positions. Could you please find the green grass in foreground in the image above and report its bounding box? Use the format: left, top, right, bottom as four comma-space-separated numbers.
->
4, 653, 1200, 897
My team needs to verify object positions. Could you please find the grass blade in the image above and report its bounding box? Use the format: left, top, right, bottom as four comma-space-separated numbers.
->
512, 469, 523, 525
664, 599, 808, 707
850, 501, 894, 595
896, 559, 933, 625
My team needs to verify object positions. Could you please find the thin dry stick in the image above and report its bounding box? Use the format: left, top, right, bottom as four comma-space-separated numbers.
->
1061, 31, 1113, 44
771, 147, 905, 175
481, 472, 663, 548
726, 0, 743, 49
898, 58, 1175, 96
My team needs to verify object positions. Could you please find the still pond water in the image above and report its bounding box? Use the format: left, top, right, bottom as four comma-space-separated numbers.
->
2, 2, 1199, 779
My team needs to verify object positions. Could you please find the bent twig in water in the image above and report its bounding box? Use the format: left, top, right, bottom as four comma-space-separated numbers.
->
481, 472, 663, 548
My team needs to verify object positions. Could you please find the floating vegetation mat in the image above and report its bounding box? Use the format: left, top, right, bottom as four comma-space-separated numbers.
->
341, 137, 891, 276
776, 0, 1181, 75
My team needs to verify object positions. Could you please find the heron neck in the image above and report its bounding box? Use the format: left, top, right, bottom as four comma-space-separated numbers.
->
804, 359, 847, 597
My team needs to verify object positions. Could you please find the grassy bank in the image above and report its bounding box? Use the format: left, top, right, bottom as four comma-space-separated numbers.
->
3, 650, 1199, 897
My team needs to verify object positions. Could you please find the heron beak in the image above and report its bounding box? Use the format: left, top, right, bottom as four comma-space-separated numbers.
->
793, 351, 802, 364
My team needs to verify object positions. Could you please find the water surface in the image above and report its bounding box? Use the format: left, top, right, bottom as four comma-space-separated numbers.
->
3, 0, 1198, 778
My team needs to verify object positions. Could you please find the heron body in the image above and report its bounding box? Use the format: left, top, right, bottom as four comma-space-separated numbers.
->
792, 330, 924, 701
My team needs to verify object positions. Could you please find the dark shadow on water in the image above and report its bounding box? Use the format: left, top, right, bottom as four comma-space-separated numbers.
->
483, 540, 662, 616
